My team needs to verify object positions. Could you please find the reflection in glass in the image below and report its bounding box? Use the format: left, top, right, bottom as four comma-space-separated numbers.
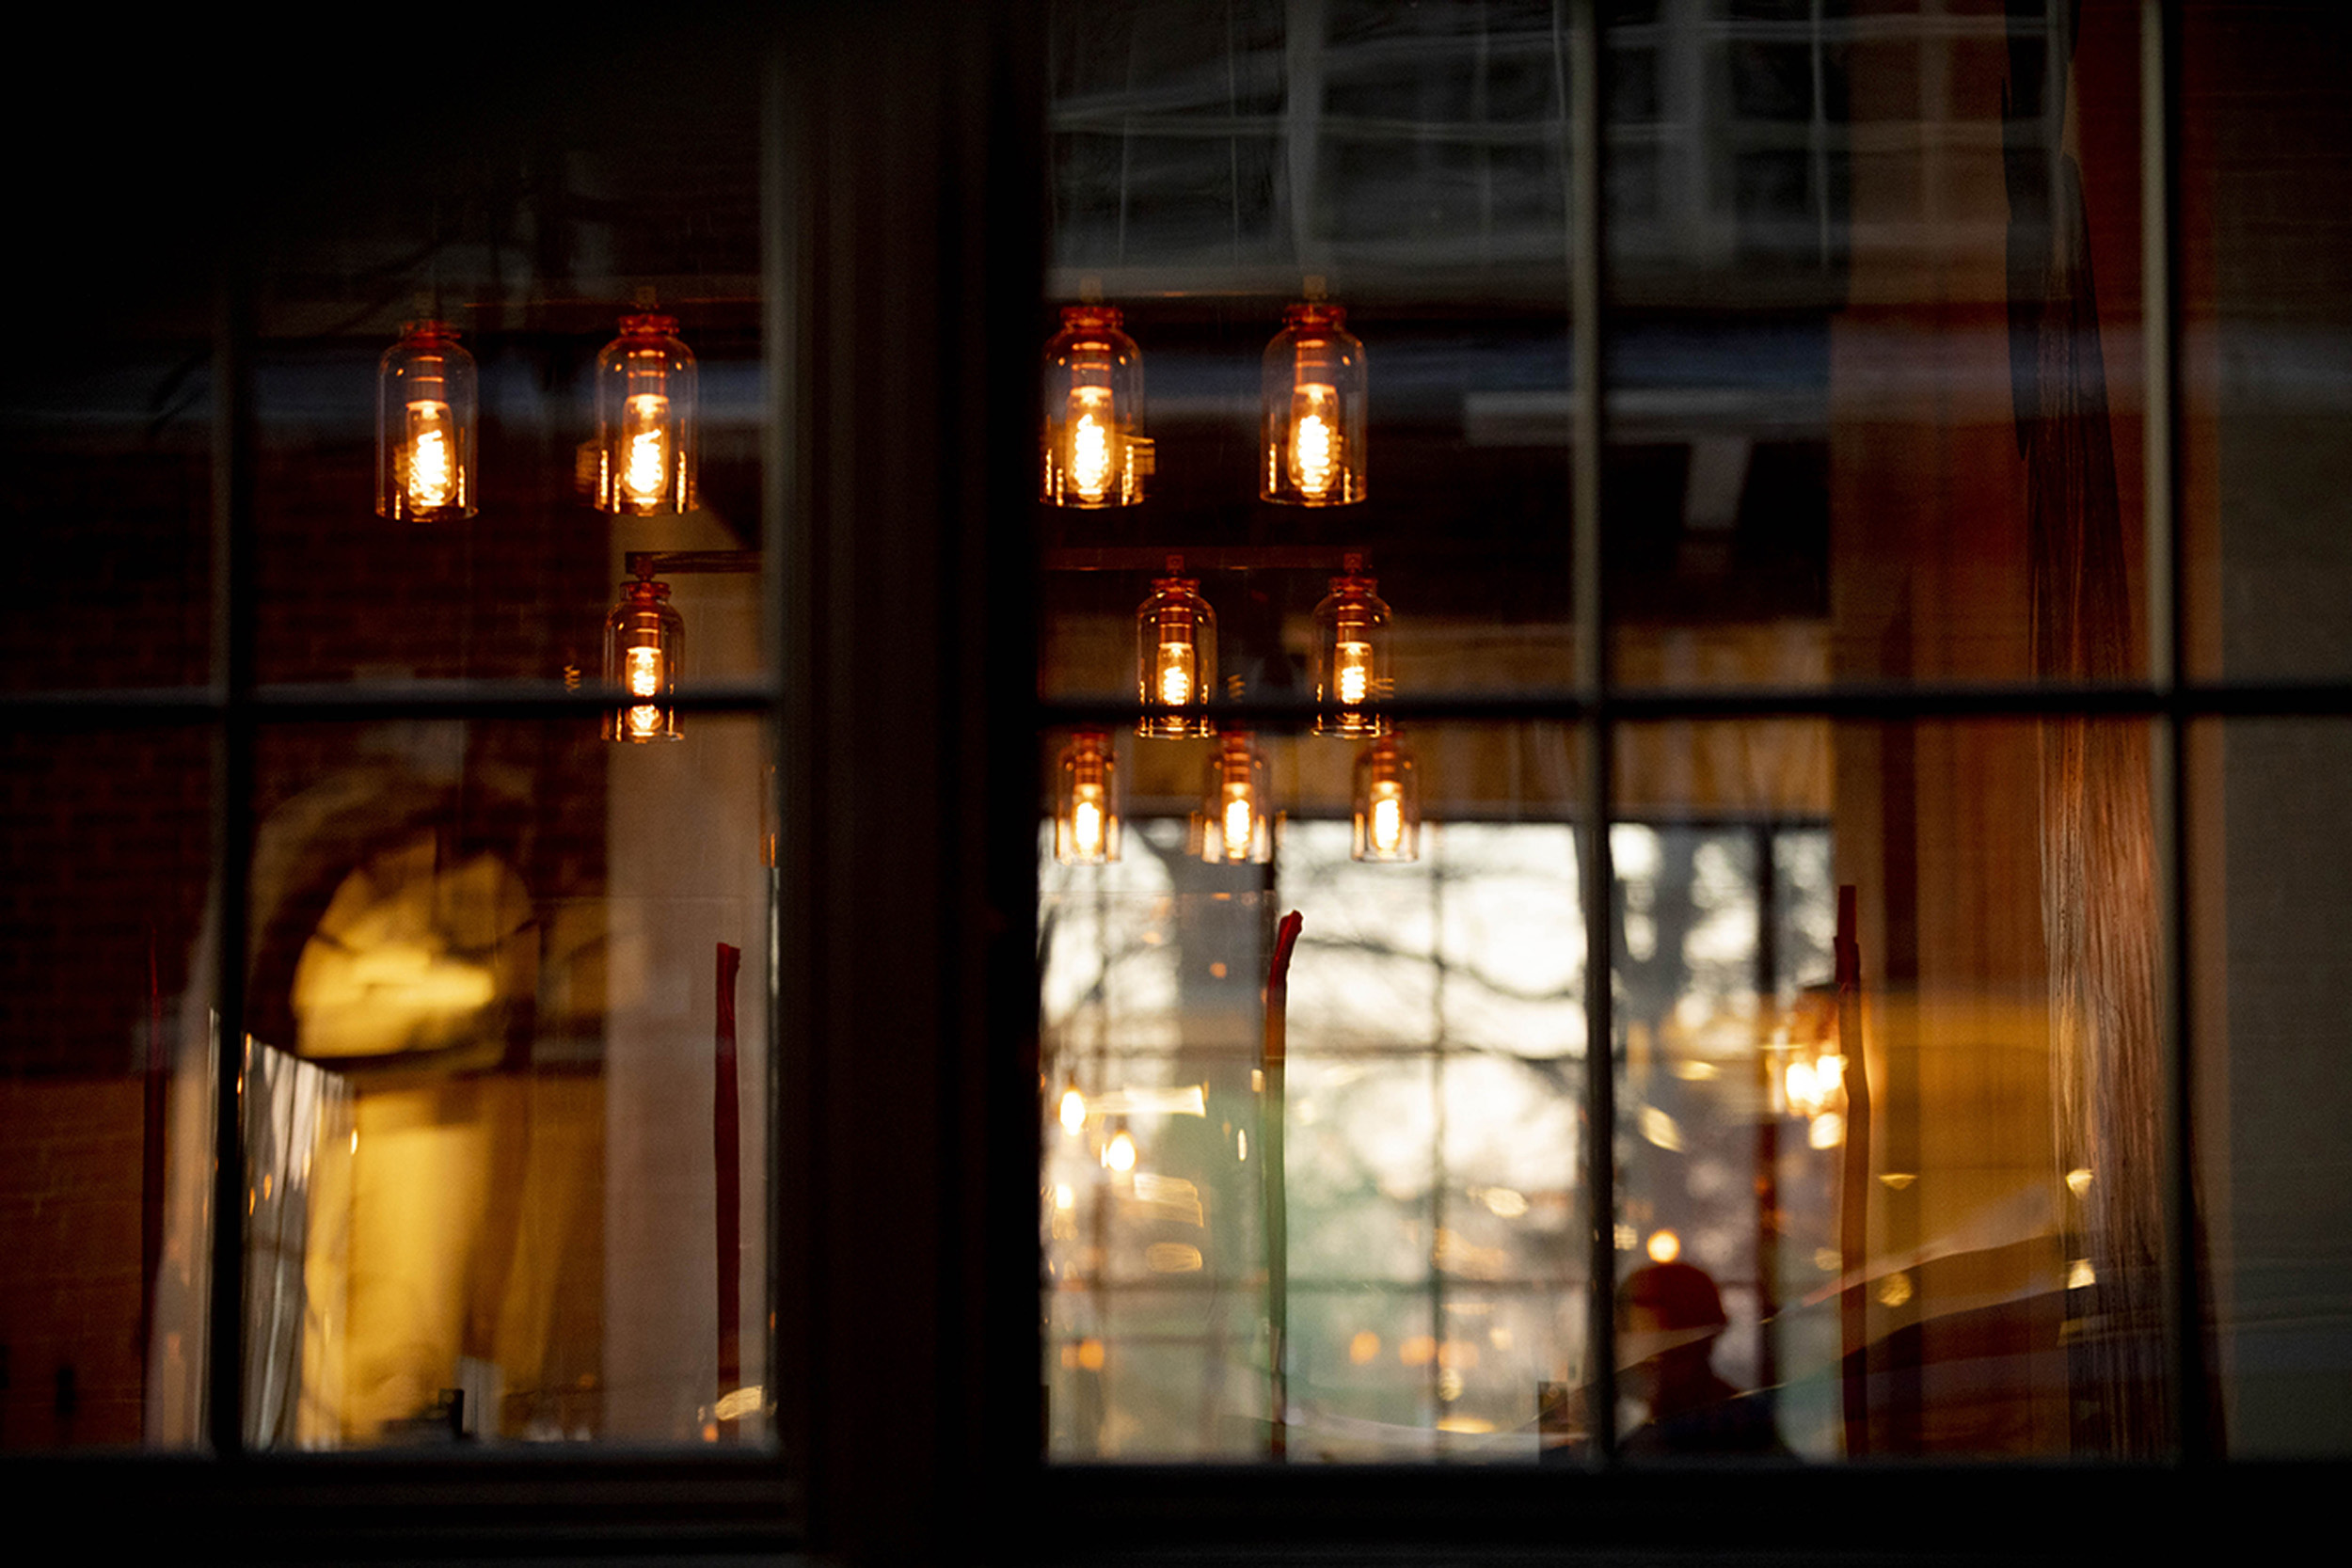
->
1262, 300, 1367, 507
603, 578, 685, 743
1055, 728, 1120, 865
231, 717, 771, 1447
1136, 568, 1217, 738
1041, 304, 1149, 507
595, 313, 698, 516
375, 320, 477, 522
1351, 735, 1419, 863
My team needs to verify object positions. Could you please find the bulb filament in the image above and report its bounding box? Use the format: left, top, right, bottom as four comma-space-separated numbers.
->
622, 393, 672, 504
1370, 785, 1405, 855
625, 645, 663, 699
1288, 383, 1341, 499
405, 400, 456, 511
1157, 644, 1194, 707
1067, 387, 1116, 502
1336, 640, 1373, 705
1072, 791, 1104, 860
1222, 793, 1254, 860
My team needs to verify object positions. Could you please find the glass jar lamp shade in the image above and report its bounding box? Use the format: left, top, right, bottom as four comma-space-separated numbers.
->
1041, 305, 1150, 507
596, 313, 698, 515
1195, 734, 1273, 864
375, 321, 477, 522
1136, 570, 1217, 738
1312, 563, 1392, 736
1054, 729, 1120, 864
603, 578, 684, 742
1262, 301, 1366, 506
1351, 736, 1420, 863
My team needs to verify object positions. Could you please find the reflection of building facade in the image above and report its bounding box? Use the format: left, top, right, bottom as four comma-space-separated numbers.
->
4, 1, 2351, 1560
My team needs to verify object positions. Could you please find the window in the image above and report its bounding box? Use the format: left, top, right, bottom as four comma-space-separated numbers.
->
5, 2, 2351, 1560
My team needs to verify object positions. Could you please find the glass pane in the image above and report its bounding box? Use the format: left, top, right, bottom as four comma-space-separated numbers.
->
1613, 716, 2173, 1460
241, 715, 772, 1448
0, 319, 211, 693
1606, 2, 2147, 690
2196, 718, 2352, 1455
248, 50, 767, 692
2182, 10, 2352, 682
1041, 0, 1580, 708
1041, 721, 1587, 1462
0, 726, 214, 1449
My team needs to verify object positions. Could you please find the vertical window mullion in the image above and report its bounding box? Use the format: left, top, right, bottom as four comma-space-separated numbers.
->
206, 252, 258, 1459
2141, 0, 2208, 1460
1569, 0, 1617, 1465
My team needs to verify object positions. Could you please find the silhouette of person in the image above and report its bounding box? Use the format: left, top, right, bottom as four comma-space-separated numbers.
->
1615, 1261, 1788, 1457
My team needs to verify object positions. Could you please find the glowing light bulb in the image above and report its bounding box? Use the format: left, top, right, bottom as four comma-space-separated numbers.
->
1335, 640, 1372, 705
1055, 729, 1120, 865
1157, 644, 1193, 707
1351, 735, 1418, 863
603, 577, 683, 743
405, 400, 456, 512
1263, 298, 1366, 506
1369, 783, 1405, 856
377, 321, 476, 522
1105, 1131, 1136, 1172
1137, 569, 1216, 738
1067, 387, 1116, 502
622, 394, 672, 504
1314, 565, 1391, 736
1059, 1087, 1087, 1134
1042, 304, 1147, 507
1288, 383, 1341, 499
596, 313, 697, 515
1222, 791, 1254, 860
625, 645, 663, 699
1199, 733, 1270, 863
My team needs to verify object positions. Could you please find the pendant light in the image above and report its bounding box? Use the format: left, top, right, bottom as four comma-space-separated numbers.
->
1312, 554, 1392, 736
1054, 729, 1120, 864
1195, 733, 1272, 864
1351, 735, 1420, 863
376, 320, 477, 522
596, 312, 697, 515
1136, 559, 1217, 738
1041, 303, 1151, 507
603, 576, 684, 742
1262, 288, 1366, 506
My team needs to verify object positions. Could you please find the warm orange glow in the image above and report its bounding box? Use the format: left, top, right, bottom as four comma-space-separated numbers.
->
625, 645, 663, 700
621, 393, 672, 504
1105, 1131, 1136, 1172
1066, 387, 1116, 502
1368, 784, 1406, 856
1645, 1228, 1681, 1264
1156, 643, 1194, 707
1055, 730, 1119, 865
404, 401, 456, 512
1058, 1086, 1086, 1134
1075, 1338, 1106, 1371
1334, 639, 1373, 705
1221, 792, 1254, 859
1348, 1331, 1382, 1366
1398, 1335, 1437, 1367
1071, 794, 1104, 857
625, 704, 665, 741
1287, 383, 1341, 499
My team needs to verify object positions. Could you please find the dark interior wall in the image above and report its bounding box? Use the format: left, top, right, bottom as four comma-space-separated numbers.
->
2190, 4, 2352, 1457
